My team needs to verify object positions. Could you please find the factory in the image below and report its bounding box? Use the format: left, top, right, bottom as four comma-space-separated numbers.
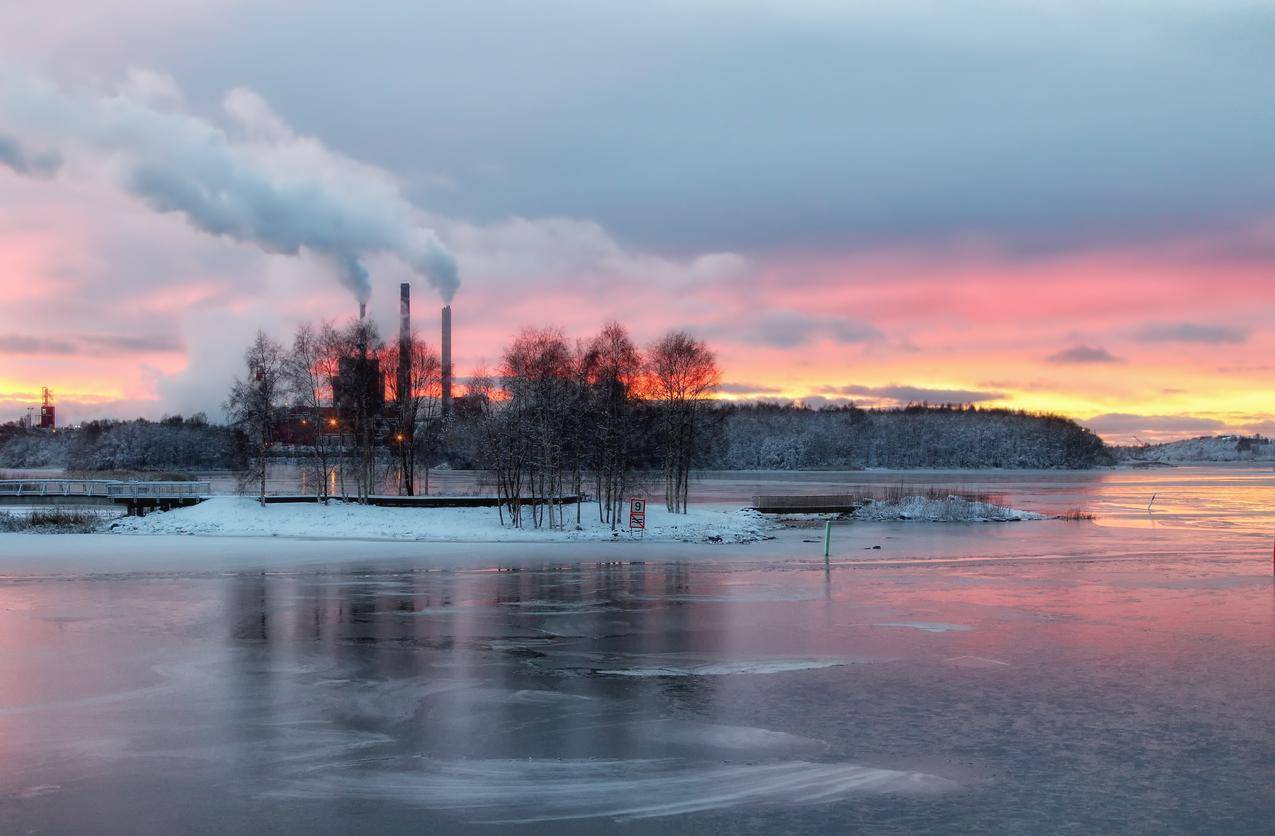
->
277, 283, 454, 447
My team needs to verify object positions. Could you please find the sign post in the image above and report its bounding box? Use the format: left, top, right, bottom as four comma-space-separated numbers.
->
629, 498, 646, 537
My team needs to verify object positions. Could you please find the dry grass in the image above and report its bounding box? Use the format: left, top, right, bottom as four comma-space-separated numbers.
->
1058, 508, 1096, 521
850, 485, 1005, 506
0, 507, 105, 533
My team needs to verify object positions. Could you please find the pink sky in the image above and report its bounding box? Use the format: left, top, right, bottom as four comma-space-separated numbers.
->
1, 167, 1270, 443
2, 3, 1273, 444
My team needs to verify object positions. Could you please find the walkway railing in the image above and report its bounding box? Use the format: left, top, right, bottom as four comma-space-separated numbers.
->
0, 479, 211, 499
107, 481, 212, 498
0, 479, 117, 497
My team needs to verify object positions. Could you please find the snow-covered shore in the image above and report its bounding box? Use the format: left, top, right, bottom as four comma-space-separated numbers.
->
106, 497, 774, 543
773, 496, 1046, 523
851, 496, 1046, 522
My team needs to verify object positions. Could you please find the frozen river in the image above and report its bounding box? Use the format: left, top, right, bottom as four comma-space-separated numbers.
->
0, 466, 1272, 833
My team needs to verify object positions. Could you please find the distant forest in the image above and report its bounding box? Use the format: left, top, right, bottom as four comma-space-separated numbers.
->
0, 414, 243, 472
0, 403, 1111, 472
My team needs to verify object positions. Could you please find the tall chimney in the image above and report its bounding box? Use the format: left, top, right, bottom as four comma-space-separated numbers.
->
358, 301, 366, 320
398, 282, 411, 406
441, 304, 453, 413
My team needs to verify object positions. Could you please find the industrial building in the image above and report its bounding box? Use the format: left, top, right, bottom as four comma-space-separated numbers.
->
276, 283, 454, 448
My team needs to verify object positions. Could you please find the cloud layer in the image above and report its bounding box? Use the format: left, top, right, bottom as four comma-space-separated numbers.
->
0, 70, 458, 303
0, 4, 1273, 442
1046, 346, 1121, 364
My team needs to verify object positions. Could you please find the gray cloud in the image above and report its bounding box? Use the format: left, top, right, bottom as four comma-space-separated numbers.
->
1046, 345, 1121, 364
718, 381, 784, 395
0, 134, 60, 176
1135, 322, 1248, 344
0, 71, 458, 303
0, 335, 77, 355
0, 333, 182, 356
81, 334, 184, 353
1083, 412, 1228, 438
819, 384, 1005, 405
146, 2, 1275, 256
744, 311, 882, 348
1081, 415, 1229, 433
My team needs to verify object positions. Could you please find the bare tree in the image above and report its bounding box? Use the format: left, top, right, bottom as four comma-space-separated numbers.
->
499, 328, 574, 528
465, 366, 519, 526
225, 330, 286, 502
284, 321, 342, 502
382, 332, 443, 496
581, 321, 643, 528
647, 330, 720, 513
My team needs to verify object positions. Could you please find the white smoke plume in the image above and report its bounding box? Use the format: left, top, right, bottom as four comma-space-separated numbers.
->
0, 69, 458, 303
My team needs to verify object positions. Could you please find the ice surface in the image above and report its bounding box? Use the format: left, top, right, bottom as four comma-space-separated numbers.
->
943, 655, 1012, 668
872, 622, 973, 633
0, 466, 1271, 833
598, 658, 853, 677
270, 758, 958, 822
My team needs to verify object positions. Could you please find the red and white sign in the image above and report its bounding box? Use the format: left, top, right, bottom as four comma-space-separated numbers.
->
628, 498, 646, 530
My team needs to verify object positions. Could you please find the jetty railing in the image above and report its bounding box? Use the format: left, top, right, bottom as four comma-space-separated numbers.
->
0, 479, 212, 499
106, 481, 212, 499
0, 479, 118, 498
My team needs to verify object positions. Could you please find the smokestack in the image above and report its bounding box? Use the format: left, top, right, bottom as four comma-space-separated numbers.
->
359, 301, 366, 320
441, 304, 453, 412
400, 283, 411, 343
399, 282, 411, 406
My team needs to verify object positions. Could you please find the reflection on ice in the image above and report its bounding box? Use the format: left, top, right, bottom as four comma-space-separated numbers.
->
872, 622, 973, 633
943, 656, 1011, 668
273, 757, 958, 822
598, 658, 853, 677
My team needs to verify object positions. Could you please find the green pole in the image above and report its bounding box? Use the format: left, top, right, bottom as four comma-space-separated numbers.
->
823, 520, 832, 560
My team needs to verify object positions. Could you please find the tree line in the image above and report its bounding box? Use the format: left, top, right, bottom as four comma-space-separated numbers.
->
462, 324, 719, 529
224, 318, 720, 527
1, 339, 1114, 509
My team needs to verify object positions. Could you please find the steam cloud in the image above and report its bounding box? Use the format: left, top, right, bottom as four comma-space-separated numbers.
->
0, 69, 458, 303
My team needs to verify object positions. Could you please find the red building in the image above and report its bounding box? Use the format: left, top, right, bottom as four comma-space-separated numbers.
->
38, 388, 55, 429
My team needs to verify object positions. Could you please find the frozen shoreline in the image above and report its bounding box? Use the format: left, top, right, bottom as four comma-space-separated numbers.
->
97, 493, 1047, 543
105, 496, 776, 544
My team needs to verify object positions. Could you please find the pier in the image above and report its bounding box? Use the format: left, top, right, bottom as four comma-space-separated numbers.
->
751, 494, 863, 514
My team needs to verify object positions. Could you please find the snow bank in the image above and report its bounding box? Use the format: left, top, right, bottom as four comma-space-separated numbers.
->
106, 497, 773, 543
851, 495, 1045, 522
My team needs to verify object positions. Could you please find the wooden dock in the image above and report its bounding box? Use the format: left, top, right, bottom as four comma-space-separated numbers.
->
751, 494, 862, 514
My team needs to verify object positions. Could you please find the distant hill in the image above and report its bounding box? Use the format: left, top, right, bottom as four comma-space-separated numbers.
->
3, 403, 1116, 473
702, 403, 1113, 469
1114, 435, 1274, 463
